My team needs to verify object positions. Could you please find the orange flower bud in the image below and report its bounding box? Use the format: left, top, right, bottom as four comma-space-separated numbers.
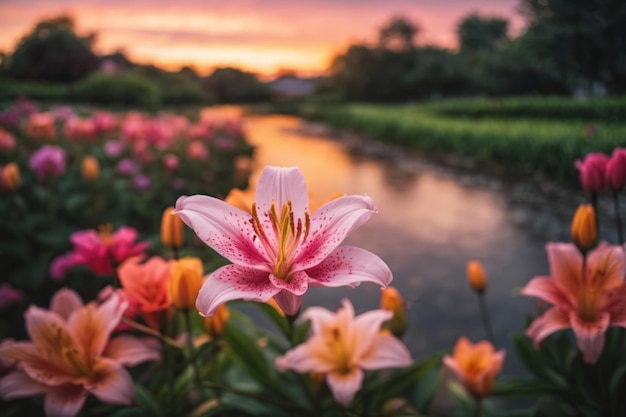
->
1, 163, 21, 191
266, 297, 285, 317
380, 287, 408, 338
571, 204, 596, 253
161, 206, 184, 249
467, 261, 487, 294
169, 257, 204, 311
204, 303, 230, 338
81, 155, 100, 182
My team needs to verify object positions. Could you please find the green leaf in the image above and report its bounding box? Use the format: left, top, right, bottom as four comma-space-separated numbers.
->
251, 301, 289, 337
609, 363, 626, 396
221, 321, 289, 397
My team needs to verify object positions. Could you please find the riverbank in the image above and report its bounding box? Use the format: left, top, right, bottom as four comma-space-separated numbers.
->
259, 97, 626, 186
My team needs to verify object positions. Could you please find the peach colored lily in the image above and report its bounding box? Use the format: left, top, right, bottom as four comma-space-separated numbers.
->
443, 337, 505, 399
0, 289, 159, 417
117, 256, 173, 330
521, 243, 626, 363
275, 299, 412, 406
176, 166, 392, 317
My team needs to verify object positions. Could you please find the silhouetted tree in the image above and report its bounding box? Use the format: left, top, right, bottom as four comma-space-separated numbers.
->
378, 16, 419, 52
203, 67, 270, 103
519, 0, 626, 94
9, 15, 99, 83
458, 14, 508, 53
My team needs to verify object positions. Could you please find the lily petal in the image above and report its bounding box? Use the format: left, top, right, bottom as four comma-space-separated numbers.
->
66, 292, 127, 359
254, 166, 309, 219
306, 246, 392, 289
351, 309, 393, 358
85, 358, 133, 405
358, 333, 412, 370
296, 195, 377, 269
275, 342, 335, 374
570, 311, 610, 364
44, 384, 88, 417
50, 289, 83, 320
326, 368, 363, 406
104, 335, 160, 366
272, 290, 303, 316
520, 277, 571, 309
587, 245, 625, 290
302, 306, 338, 335
545, 243, 582, 304
0, 371, 47, 399
196, 265, 279, 316
175, 195, 267, 266
525, 307, 571, 347
268, 270, 309, 296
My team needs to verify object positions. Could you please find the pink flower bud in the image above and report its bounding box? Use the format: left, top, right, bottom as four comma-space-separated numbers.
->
575, 152, 609, 193
606, 148, 626, 191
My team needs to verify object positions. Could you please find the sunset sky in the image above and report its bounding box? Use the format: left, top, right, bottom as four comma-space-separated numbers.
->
0, 0, 524, 77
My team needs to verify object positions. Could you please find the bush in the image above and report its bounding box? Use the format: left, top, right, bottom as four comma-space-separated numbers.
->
73, 71, 161, 109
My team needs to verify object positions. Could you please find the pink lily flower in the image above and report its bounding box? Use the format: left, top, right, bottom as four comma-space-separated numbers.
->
175, 166, 393, 316
275, 299, 412, 406
521, 243, 626, 364
0, 289, 159, 417
50, 225, 150, 279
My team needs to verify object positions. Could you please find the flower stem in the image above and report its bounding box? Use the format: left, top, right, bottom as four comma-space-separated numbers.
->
612, 191, 624, 245
161, 311, 175, 413
183, 309, 204, 398
477, 293, 496, 346
473, 398, 483, 417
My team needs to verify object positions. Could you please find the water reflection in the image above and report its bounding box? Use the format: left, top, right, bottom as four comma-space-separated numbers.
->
242, 113, 549, 374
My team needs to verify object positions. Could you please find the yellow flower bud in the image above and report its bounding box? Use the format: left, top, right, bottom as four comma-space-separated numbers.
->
380, 287, 408, 338
81, 155, 100, 182
204, 303, 230, 339
169, 257, 204, 311
571, 204, 596, 253
161, 206, 184, 249
1, 162, 21, 191
467, 261, 487, 294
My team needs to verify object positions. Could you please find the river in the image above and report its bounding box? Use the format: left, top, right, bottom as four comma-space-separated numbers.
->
210, 109, 580, 377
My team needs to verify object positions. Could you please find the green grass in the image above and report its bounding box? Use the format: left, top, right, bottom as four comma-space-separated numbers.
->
291, 98, 626, 183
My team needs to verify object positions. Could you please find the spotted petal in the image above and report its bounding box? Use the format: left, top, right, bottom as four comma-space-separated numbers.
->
196, 265, 279, 316
175, 195, 267, 267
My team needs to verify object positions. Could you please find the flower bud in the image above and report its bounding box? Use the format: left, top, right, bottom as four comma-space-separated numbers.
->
380, 287, 408, 338
169, 257, 204, 311
571, 204, 596, 252
606, 148, 626, 191
161, 206, 184, 249
1, 163, 21, 191
266, 297, 285, 317
467, 261, 487, 294
575, 152, 609, 193
204, 303, 230, 339
81, 155, 100, 182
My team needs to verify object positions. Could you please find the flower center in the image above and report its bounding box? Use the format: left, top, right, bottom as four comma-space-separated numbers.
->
250, 201, 310, 281
98, 223, 114, 244
329, 327, 351, 374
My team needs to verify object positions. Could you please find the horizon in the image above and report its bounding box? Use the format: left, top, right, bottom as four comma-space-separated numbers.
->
0, 0, 524, 77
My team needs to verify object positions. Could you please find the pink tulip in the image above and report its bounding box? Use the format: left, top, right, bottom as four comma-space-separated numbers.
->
50, 225, 150, 278
575, 152, 610, 193
25, 112, 55, 140
176, 166, 393, 317
162, 154, 179, 170
0, 128, 16, 151
275, 299, 412, 406
63, 117, 96, 141
186, 141, 209, 161
93, 111, 118, 133
606, 148, 626, 191
0, 289, 159, 417
521, 243, 626, 363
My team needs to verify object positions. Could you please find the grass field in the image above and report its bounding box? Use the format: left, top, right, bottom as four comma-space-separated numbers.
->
282, 96, 626, 183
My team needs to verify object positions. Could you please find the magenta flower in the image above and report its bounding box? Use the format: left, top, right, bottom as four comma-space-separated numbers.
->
116, 158, 138, 176
575, 152, 610, 193
29, 145, 66, 180
0, 289, 159, 417
606, 148, 626, 191
521, 243, 626, 364
275, 299, 412, 406
0, 283, 23, 310
50, 225, 150, 278
175, 166, 393, 317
